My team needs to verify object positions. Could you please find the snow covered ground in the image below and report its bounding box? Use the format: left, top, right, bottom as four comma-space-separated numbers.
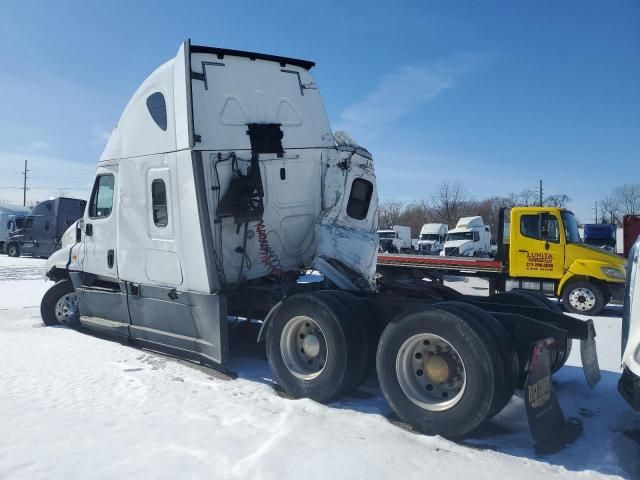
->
0, 256, 638, 479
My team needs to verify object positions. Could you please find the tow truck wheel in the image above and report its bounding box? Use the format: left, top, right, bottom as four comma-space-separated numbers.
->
266, 292, 366, 402
436, 302, 518, 418
6, 243, 19, 257
561, 280, 605, 316
40, 280, 79, 327
377, 306, 500, 438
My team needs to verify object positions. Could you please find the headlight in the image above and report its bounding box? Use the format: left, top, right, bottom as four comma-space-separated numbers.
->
602, 266, 625, 280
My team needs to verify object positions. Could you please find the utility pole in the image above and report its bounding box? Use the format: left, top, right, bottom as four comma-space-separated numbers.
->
594, 201, 598, 224
22, 160, 29, 206
539, 180, 543, 207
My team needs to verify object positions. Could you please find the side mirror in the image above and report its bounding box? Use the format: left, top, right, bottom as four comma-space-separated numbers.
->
76, 219, 84, 242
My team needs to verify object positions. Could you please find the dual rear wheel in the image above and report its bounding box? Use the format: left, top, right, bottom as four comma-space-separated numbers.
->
266, 291, 516, 438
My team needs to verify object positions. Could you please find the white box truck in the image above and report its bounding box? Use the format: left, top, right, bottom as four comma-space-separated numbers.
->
377, 225, 411, 253
40, 42, 599, 443
0, 204, 30, 252
441, 216, 492, 257
417, 223, 448, 255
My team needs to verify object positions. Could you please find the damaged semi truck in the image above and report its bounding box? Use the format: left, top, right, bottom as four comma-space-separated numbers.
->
41, 42, 600, 441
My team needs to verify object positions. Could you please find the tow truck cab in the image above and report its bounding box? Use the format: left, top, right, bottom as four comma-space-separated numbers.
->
504, 207, 626, 314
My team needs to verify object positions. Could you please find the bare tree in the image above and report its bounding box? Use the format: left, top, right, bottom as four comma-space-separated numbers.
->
613, 183, 640, 217
377, 200, 404, 229
519, 189, 538, 207
599, 196, 619, 225
544, 194, 571, 208
431, 181, 468, 227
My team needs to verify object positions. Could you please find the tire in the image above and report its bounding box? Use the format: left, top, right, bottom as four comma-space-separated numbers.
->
265, 292, 366, 402
320, 290, 379, 389
561, 280, 605, 316
6, 243, 19, 257
40, 280, 79, 327
436, 302, 519, 419
376, 305, 500, 438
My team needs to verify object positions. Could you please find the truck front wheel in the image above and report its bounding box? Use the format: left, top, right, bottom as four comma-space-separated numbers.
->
6, 243, 19, 257
561, 280, 605, 315
376, 305, 501, 438
266, 292, 366, 402
40, 280, 79, 327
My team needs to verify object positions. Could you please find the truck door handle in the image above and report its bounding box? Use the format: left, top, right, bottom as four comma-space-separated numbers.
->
85, 223, 93, 236
518, 249, 528, 253
107, 249, 114, 269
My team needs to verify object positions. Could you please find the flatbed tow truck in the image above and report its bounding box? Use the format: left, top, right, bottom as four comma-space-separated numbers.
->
379, 207, 626, 316
41, 41, 604, 447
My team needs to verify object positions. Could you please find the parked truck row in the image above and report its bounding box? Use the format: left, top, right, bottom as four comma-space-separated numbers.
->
39, 42, 602, 445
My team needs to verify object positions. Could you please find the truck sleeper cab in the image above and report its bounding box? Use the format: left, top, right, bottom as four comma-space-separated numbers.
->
441, 216, 491, 257
417, 223, 448, 255
42, 42, 600, 443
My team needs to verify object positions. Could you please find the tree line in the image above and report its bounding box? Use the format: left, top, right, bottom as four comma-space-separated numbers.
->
378, 181, 571, 239
598, 183, 640, 226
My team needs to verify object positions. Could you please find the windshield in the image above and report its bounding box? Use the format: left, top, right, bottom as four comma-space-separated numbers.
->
446, 231, 473, 241
14, 217, 25, 229
378, 231, 396, 239
420, 233, 438, 241
561, 211, 581, 244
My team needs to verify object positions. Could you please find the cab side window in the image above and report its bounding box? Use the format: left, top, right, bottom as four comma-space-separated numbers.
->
89, 174, 115, 218
473, 231, 480, 242
347, 178, 373, 220
151, 179, 168, 227
24, 216, 34, 229
520, 213, 560, 243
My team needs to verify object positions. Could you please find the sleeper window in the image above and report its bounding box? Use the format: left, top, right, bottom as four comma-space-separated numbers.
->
152, 179, 168, 227
347, 178, 373, 220
89, 174, 115, 218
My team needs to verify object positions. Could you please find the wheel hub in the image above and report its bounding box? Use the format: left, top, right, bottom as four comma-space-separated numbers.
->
280, 316, 327, 380
396, 334, 466, 412
301, 334, 321, 358
569, 287, 596, 311
54, 292, 79, 324
423, 354, 455, 385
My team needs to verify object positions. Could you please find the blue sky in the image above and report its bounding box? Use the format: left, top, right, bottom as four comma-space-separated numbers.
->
0, 0, 638, 222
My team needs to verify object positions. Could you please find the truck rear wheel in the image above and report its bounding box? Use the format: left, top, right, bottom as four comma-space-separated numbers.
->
6, 243, 19, 257
265, 292, 366, 402
561, 280, 605, 316
436, 302, 518, 418
316, 290, 379, 388
40, 280, 79, 327
376, 305, 500, 438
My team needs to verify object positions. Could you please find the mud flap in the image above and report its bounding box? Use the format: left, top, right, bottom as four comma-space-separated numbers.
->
580, 319, 601, 389
525, 339, 565, 446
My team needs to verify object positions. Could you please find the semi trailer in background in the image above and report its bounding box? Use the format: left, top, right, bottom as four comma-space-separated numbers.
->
582, 223, 617, 252
0, 204, 30, 252
41, 41, 600, 444
624, 215, 640, 258
5, 197, 86, 258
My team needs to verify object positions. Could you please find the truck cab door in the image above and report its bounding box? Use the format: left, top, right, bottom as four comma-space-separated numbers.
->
18, 216, 36, 254
74, 167, 130, 338
513, 211, 565, 279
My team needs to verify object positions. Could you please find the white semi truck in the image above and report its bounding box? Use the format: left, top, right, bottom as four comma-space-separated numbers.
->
417, 223, 448, 255
620, 237, 640, 410
441, 216, 491, 257
41, 42, 600, 443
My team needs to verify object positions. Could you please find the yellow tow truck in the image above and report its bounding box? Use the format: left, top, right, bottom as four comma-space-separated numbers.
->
378, 207, 626, 315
